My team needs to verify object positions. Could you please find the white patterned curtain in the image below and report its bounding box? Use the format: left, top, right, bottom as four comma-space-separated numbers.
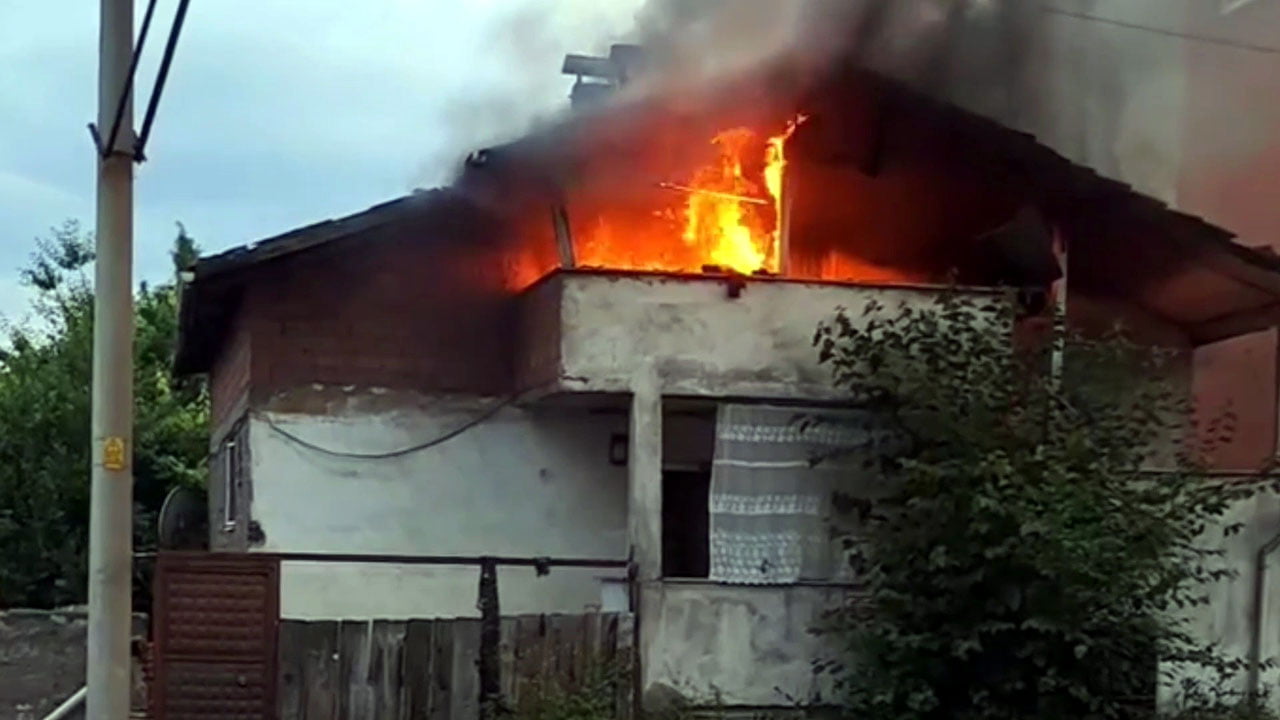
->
708, 404, 881, 585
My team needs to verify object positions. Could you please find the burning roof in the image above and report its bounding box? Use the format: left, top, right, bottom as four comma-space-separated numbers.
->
176, 38, 1280, 376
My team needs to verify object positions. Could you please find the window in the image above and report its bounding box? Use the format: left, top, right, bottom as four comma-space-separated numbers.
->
221, 422, 245, 531
658, 403, 885, 584
704, 403, 884, 585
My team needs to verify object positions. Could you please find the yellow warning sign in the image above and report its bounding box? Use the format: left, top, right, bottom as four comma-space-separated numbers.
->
103, 437, 127, 471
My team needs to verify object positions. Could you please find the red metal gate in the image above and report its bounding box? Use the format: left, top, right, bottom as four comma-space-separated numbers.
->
152, 552, 280, 719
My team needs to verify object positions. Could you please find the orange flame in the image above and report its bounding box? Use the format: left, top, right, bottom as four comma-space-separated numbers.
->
571, 117, 807, 280
682, 118, 804, 274
684, 127, 769, 273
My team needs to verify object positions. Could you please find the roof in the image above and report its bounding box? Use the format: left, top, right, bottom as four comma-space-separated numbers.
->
175, 68, 1280, 375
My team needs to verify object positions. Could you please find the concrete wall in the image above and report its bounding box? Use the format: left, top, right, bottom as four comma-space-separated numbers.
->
1161, 489, 1280, 711
639, 582, 847, 708
523, 271, 992, 400
0, 609, 147, 720
244, 388, 629, 619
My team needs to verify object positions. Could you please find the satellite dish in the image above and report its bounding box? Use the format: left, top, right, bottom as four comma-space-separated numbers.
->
157, 486, 208, 551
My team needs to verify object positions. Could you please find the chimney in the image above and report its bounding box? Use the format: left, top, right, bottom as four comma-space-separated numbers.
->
561, 44, 648, 109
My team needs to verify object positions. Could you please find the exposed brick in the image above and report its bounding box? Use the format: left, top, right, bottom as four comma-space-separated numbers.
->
224, 213, 514, 403
210, 313, 251, 432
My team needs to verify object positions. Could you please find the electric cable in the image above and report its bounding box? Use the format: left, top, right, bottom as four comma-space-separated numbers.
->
260, 394, 519, 460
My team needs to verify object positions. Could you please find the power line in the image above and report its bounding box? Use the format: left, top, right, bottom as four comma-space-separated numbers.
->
135, 0, 193, 161
260, 395, 519, 460
1042, 5, 1280, 55
103, 0, 158, 156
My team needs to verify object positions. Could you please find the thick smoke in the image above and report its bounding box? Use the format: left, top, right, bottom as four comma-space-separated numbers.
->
424, 0, 1145, 194
420, 0, 1042, 187
622, 0, 1164, 193
623, 0, 1040, 122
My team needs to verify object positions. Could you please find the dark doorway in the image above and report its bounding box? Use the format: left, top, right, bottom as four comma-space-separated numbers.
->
662, 470, 711, 578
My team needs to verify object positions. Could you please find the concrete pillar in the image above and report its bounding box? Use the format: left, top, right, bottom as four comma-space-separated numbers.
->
628, 364, 663, 583
628, 364, 663, 714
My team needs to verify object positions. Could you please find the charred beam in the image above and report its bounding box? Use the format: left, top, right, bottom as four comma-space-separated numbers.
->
552, 204, 575, 269
657, 182, 769, 205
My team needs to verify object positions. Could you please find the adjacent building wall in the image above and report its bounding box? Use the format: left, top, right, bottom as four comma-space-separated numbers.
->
244, 388, 629, 619
976, 1, 1280, 470
1161, 490, 1280, 712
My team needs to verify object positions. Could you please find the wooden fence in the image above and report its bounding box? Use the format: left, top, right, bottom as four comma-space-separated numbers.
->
277, 613, 634, 720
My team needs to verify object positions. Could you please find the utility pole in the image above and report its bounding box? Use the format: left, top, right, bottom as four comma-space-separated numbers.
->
88, 0, 134, 716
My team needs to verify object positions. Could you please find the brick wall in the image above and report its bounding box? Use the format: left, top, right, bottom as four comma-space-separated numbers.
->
210, 310, 251, 437
238, 210, 514, 403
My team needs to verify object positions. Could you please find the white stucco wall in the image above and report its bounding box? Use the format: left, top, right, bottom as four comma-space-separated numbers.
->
532, 272, 990, 400
639, 581, 847, 707
246, 392, 629, 619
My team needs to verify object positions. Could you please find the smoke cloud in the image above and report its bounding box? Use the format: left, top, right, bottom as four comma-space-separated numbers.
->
623, 0, 1040, 123
420, 1, 1099, 189
412, 0, 642, 188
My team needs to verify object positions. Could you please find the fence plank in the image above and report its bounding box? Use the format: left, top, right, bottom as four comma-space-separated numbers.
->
278, 622, 305, 719
451, 619, 482, 720
403, 620, 434, 720
339, 620, 376, 720
300, 621, 340, 720
278, 614, 635, 720
427, 621, 453, 720
371, 621, 406, 719
616, 613, 636, 720
498, 617, 518, 704
512, 615, 543, 712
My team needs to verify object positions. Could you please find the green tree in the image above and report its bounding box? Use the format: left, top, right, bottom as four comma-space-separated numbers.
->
812, 291, 1271, 720
0, 220, 208, 608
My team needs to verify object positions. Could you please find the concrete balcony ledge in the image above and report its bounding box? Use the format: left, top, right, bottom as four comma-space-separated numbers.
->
516, 269, 993, 401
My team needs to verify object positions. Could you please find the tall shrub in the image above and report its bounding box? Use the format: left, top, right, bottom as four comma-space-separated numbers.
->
812, 291, 1269, 719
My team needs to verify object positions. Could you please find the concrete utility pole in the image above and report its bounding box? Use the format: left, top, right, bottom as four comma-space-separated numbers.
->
88, 0, 134, 716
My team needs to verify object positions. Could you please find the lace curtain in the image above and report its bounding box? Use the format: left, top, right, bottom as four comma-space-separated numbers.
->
708, 403, 882, 585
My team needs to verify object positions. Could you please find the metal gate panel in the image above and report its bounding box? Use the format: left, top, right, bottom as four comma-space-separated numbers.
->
153, 553, 279, 720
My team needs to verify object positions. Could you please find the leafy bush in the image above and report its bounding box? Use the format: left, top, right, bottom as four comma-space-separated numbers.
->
0, 221, 207, 608
811, 290, 1271, 720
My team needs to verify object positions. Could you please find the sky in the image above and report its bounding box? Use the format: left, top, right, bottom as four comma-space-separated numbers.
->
0, 0, 645, 324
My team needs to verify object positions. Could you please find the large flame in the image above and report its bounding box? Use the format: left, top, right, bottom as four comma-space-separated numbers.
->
684, 118, 805, 274
571, 118, 806, 278
684, 127, 770, 273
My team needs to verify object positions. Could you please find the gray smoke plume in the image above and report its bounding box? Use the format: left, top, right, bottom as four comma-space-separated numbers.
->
611, 0, 1171, 196
424, 0, 1157, 199
623, 0, 1040, 120
412, 1, 641, 188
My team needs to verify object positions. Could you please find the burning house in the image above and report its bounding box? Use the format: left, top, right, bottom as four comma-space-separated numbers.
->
166, 28, 1280, 719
